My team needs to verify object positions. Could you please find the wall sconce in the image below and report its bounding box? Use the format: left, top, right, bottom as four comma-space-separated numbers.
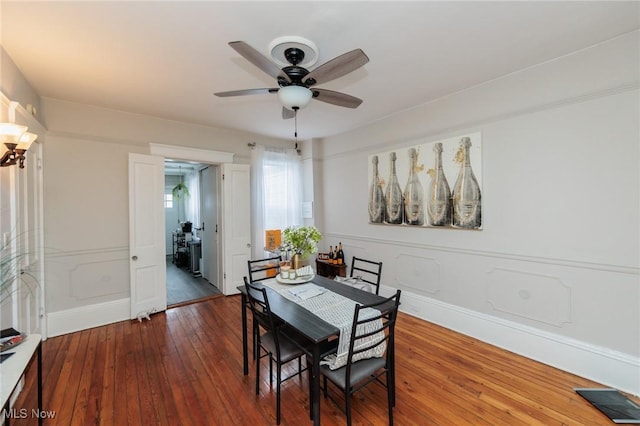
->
1, 101, 37, 169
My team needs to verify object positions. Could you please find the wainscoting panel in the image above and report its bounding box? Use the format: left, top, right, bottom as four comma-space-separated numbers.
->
394, 253, 442, 295
486, 267, 572, 327
328, 233, 639, 395
70, 258, 129, 300
45, 247, 130, 312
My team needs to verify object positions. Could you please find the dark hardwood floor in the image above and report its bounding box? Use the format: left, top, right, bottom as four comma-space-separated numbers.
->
11, 295, 638, 425
166, 256, 221, 307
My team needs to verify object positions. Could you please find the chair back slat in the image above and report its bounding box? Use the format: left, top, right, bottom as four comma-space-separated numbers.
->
346, 290, 401, 371
245, 276, 277, 322
248, 256, 282, 283
350, 256, 383, 294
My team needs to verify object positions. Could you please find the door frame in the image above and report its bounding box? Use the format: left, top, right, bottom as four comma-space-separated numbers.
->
149, 144, 235, 293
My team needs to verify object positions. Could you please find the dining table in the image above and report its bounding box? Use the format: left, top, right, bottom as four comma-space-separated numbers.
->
238, 274, 394, 426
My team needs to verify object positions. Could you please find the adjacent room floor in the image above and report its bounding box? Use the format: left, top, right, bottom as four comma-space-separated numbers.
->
166, 256, 221, 306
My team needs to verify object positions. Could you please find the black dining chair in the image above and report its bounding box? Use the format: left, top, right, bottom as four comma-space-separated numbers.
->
248, 255, 282, 283
320, 289, 401, 426
244, 277, 309, 425
349, 256, 383, 295
247, 256, 282, 361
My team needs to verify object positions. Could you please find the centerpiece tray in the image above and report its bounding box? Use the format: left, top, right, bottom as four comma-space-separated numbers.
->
275, 273, 315, 285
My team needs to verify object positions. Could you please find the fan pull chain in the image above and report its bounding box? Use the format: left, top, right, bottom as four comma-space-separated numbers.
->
293, 106, 299, 143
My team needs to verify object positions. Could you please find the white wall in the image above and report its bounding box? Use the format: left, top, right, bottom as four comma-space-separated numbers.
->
0, 48, 42, 126
40, 99, 293, 336
317, 32, 640, 395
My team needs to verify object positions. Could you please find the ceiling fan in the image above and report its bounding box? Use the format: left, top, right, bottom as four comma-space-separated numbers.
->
214, 40, 369, 119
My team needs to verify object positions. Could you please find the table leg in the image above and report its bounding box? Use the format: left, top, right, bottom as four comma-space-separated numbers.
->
37, 341, 42, 426
311, 344, 321, 426
3, 400, 9, 426
241, 293, 249, 375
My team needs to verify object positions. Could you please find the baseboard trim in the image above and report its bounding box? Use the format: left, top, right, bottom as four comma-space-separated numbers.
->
46, 298, 130, 337
45, 290, 639, 396
393, 287, 640, 397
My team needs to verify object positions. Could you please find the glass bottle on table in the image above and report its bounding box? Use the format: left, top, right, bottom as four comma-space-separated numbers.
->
328, 246, 334, 264
368, 155, 385, 223
337, 242, 344, 265
385, 152, 403, 224
427, 142, 452, 226
452, 137, 482, 229
404, 147, 424, 225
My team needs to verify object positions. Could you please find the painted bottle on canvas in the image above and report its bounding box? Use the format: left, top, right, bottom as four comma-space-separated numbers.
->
403, 147, 424, 225
427, 142, 451, 226
452, 137, 481, 229
385, 152, 403, 224
368, 155, 385, 223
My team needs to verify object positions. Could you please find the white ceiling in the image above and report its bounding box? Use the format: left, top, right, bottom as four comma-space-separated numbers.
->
2, 1, 638, 141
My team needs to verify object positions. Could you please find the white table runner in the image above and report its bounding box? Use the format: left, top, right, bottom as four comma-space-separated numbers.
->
264, 280, 385, 370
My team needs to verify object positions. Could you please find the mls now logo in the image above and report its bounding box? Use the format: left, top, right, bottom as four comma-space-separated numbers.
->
3, 408, 56, 419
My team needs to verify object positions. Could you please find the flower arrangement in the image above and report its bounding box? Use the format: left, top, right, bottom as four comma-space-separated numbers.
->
281, 225, 322, 258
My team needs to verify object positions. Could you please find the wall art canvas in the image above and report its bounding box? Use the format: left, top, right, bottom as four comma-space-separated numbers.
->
368, 132, 482, 230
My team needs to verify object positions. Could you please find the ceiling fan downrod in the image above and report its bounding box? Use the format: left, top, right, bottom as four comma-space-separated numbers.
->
281, 48, 311, 86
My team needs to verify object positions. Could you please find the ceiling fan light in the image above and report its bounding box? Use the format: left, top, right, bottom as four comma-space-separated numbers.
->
278, 86, 312, 110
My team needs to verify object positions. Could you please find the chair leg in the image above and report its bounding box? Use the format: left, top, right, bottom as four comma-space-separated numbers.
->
308, 360, 313, 421
387, 370, 394, 426
255, 347, 260, 396
269, 357, 274, 386
252, 320, 257, 360
345, 390, 352, 426
276, 362, 282, 425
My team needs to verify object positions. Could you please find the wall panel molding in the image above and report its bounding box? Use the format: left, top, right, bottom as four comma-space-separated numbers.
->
393, 253, 442, 295
324, 232, 639, 275
45, 246, 130, 312
485, 267, 572, 327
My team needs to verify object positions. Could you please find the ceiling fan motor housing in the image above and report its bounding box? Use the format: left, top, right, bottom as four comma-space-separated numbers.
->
279, 48, 315, 87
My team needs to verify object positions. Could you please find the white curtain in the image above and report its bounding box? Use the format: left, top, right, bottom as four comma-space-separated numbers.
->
250, 145, 302, 259
184, 168, 200, 236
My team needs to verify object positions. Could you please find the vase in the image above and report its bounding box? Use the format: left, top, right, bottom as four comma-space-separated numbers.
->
292, 254, 303, 270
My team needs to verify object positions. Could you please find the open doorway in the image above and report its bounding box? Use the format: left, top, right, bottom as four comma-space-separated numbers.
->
164, 160, 221, 306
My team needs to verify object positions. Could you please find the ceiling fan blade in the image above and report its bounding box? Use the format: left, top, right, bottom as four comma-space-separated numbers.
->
313, 88, 363, 108
282, 107, 295, 120
304, 49, 369, 86
214, 88, 278, 97
228, 41, 290, 83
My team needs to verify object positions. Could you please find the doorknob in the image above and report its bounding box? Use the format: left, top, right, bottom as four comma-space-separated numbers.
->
132, 255, 138, 261
246, 243, 251, 248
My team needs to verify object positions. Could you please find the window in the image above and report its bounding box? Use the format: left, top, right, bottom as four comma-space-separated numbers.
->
250, 146, 303, 258
164, 193, 173, 209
